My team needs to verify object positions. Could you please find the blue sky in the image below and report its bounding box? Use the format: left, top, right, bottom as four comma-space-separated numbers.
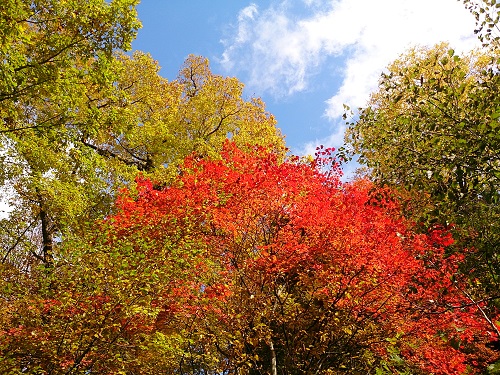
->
131, 0, 479, 165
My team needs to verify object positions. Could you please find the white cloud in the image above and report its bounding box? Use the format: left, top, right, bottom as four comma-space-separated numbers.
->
221, 2, 332, 96
221, 0, 479, 115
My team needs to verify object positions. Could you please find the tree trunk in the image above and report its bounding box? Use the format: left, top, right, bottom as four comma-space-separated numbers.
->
39, 208, 53, 267
269, 339, 277, 375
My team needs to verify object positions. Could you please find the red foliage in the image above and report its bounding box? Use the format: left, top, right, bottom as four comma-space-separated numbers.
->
108, 141, 499, 374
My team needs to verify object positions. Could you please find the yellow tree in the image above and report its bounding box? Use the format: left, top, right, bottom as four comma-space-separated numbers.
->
86, 53, 285, 181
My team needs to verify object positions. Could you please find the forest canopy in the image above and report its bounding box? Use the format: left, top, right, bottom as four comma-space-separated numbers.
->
0, 0, 499, 374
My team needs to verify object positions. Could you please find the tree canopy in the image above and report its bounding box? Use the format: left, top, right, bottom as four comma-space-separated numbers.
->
1, 142, 498, 374
0, 0, 141, 114
1, 1, 500, 374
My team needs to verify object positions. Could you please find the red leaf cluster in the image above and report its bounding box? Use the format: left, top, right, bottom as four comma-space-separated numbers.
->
107, 141, 499, 373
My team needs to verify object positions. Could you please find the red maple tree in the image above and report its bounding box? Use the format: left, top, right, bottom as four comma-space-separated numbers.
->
108, 141, 499, 374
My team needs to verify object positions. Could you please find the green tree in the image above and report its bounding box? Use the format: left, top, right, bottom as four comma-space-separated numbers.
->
0, 0, 140, 270
344, 43, 500, 314
0, 0, 140, 113
0, 216, 207, 374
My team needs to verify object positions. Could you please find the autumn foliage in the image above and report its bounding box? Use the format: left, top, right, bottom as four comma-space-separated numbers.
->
2, 2, 500, 373
1, 142, 498, 374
